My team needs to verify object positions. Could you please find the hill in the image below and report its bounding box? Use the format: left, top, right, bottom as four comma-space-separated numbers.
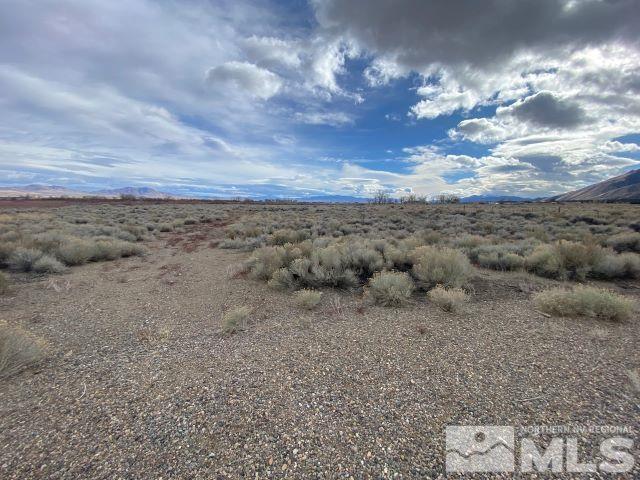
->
550, 168, 640, 201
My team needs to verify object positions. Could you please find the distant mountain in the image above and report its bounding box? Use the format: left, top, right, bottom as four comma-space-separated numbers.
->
0, 184, 179, 199
460, 194, 533, 203
549, 168, 640, 202
94, 186, 177, 199
0, 184, 92, 198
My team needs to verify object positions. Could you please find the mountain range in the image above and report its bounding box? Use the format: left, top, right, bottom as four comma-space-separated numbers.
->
1, 168, 639, 202
0, 185, 178, 199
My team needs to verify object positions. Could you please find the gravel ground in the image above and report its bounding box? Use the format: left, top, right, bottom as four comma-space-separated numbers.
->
1, 228, 639, 478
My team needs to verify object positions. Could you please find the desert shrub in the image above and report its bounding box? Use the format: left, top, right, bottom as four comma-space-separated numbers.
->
0, 321, 47, 378
591, 252, 640, 279
32, 232, 68, 252
269, 228, 310, 245
342, 243, 385, 278
427, 285, 469, 312
8, 247, 43, 272
534, 286, 633, 321
183, 217, 197, 225
55, 240, 95, 265
122, 224, 147, 240
33, 255, 67, 274
219, 236, 265, 251
158, 223, 173, 232
294, 289, 323, 310
366, 271, 414, 306
247, 246, 287, 280
222, 306, 250, 334
303, 245, 359, 288
411, 246, 471, 289
91, 240, 124, 261
268, 268, 295, 290
606, 232, 640, 253
454, 234, 488, 250
115, 241, 147, 258
470, 244, 527, 271
0, 241, 17, 266
526, 240, 605, 280
0, 272, 8, 294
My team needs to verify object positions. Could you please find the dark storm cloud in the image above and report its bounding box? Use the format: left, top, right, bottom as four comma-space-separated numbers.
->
313, 0, 640, 69
503, 91, 588, 128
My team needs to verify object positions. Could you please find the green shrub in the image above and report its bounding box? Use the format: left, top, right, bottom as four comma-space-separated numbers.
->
427, 285, 469, 313
534, 286, 634, 321
366, 271, 414, 306
8, 247, 43, 272
294, 289, 323, 310
0, 321, 47, 378
222, 306, 251, 334
33, 255, 67, 274
411, 246, 471, 288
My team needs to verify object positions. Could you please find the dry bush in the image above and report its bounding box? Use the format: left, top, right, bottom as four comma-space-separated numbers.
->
294, 289, 323, 310
8, 247, 43, 272
247, 246, 287, 281
0, 321, 47, 378
222, 306, 251, 334
56, 240, 95, 265
268, 267, 295, 290
534, 286, 634, 321
525, 240, 636, 280
606, 232, 640, 253
366, 271, 414, 306
591, 252, 640, 279
33, 255, 67, 274
0, 271, 8, 294
411, 245, 471, 289
427, 285, 469, 312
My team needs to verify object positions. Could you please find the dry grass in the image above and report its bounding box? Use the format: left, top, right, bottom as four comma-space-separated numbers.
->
222, 306, 251, 334
534, 285, 634, 321
0, 321, 47, 378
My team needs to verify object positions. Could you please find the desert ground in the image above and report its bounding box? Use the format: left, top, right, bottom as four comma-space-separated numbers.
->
1, 200, 639, 478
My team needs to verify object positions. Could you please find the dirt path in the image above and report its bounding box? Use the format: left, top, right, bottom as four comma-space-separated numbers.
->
1, 235, 639, 478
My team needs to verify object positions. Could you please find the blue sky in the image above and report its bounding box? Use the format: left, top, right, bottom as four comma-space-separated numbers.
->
1, 0, 639, 199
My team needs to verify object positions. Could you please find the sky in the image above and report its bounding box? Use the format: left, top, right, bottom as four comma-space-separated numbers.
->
1, 0, 640, 199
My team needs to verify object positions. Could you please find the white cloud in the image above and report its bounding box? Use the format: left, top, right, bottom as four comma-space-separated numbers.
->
206, 61, 282, 100
294, 111, 354, 126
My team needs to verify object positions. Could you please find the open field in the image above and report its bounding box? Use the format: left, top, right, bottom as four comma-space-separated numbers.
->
1, 200, 639, 478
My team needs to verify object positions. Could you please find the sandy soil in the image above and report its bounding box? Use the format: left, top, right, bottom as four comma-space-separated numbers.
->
1, 225, 639, 478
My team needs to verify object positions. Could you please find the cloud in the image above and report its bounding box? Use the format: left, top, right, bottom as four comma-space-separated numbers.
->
449, 118, 509, 144
294, 111, 354, 126
498, 91, 588, 128
206, 61, 282, 100
241, 36, 302, 69
313, 0, 640, 70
